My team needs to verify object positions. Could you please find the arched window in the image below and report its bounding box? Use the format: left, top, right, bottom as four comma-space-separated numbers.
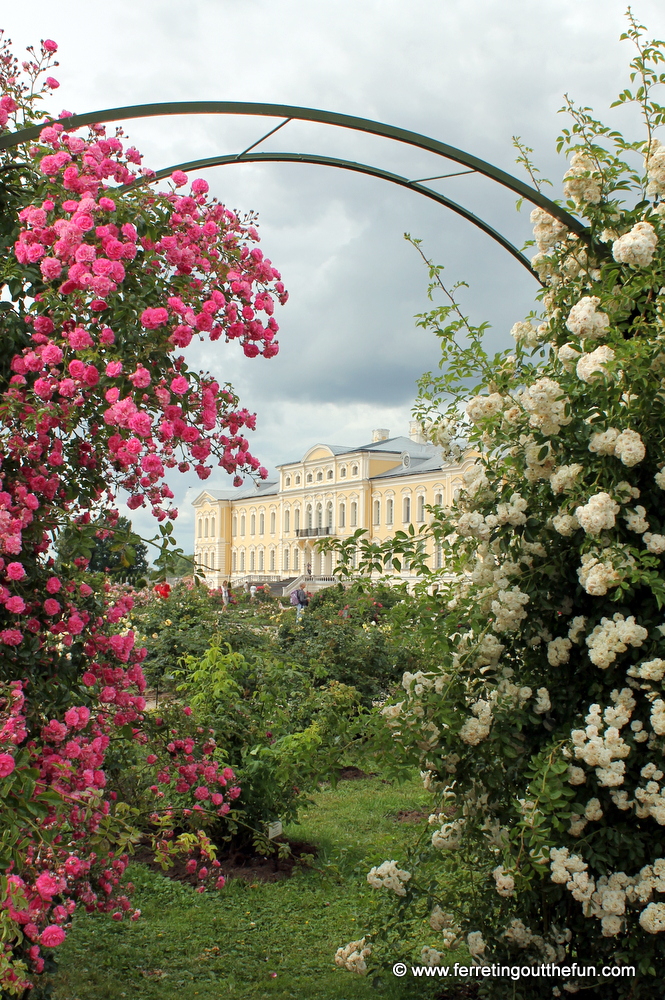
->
285, 509, 290, 532
240, 550, 245, 571
316, 470, 323, 482
250, 513, 256, 535
269, 549, 275, 571
293, 547, 299, 570
307, 505, 313, 529
306, 473, 313, 484
204, 517, 209, 537
417, 495, 425, 522
232, 515, 237, 537
210, 551, 215, 570
340, 466, 347, 478
435, 545, 444, 569
295, 474, 301, 485
270, 511, 276, 533
350, 501, 357, 527
198, 519, 203, 538
294, 507, 300, 530
283, 548, 289, 572
240, 514, 246, 536
232, 550, 237, 571
327, 501, 333, 528
211, 517, 216, 537
373, 499, 380, 525
403, 497, 411, 523
435, 492, 443, 508
250, 550, 255, 571
352, 465, 358, 476
339, 502, 346, 528
258, 548, 264, 571
327, 469, 333, 480
386, 498, 394, 525
286, 476, 291, 487
317, 503, 323, 528
259, 512, 265, 535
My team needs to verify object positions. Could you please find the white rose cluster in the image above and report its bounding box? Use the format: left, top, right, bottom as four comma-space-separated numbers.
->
577, 552, 626, 596
627, 657, 665, 683
467, 931, 486, 959
431, 818, 464, 850
574, 492, 619, 535
576, 345, 615, 383
551, 852, 665, 938
585, 614, 648, 669
531, 207, 568, 252
548, 636, 572, 665
491, 586, 530, 633
614, 429, 646, 467
493, 865, 516, 897
645, 138, 665, 199
552, 512, 580, 536
643, 532, 665, 554
624, 506, 650, 533
510, 320, 541, 348
634, 762, 665, 824
565, 296, 609, 340
612, 221, 658, 268
651, 699, 665, 736
367, 860, 411, 896
335, 938, 372, 974
521, 378, 572, 436
550, 464, 583, 495
459, 698, 493, 745
571, 714, 631, 787
557, 342, 581, 372
463, 463, 490, 497
466, 392, 504, 424
563, 152, 603, 205
493, 493, 528, 526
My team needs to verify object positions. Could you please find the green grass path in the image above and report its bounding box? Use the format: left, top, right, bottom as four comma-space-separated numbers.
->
49, 775, 446, 1000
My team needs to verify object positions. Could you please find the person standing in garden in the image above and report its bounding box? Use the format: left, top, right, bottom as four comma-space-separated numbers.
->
294, 586, 309, 621
221, 580, 230, 610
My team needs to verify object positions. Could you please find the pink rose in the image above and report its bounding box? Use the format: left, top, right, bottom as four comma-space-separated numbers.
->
171, 170, 188, 187
43, 39, 58, 53
5, 596, 26, 614
6, 562, 25, 581
40, 925, 66, 948
0, 753, 16, 778
35, 873, 60, 900
46, 576, 61, 593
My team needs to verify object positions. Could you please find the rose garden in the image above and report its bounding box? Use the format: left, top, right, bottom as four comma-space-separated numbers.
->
2, 15, 665, 1000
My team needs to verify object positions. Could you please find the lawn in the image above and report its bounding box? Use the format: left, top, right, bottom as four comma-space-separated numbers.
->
47, 773, 462, 1000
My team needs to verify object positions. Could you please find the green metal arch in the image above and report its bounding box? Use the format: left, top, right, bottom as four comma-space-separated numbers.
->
1, 100, 585, 279
121, 150, 538, 278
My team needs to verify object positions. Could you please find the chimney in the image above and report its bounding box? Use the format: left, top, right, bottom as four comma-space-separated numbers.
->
372, 428, 390, 442
409, 420, 425, 444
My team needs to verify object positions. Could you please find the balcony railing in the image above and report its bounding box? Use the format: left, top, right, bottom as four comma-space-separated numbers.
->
295, 526, 333, 538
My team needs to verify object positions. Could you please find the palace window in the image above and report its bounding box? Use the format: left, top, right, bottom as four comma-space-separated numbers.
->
294, 507, 300, 530
327, 501, 333, 528
198, 519, 203, 538
250, 550, 255, 571
403, 497, 411, 523
306, 473, 313, 484
211, 517, 215, 537
232, 515, 237, 537
327, 469, 333, 480
270, 511, 276, 533
285, 509, 290, 532
285, 476, 291, 487
269, 549, 275, 571
250, 513, 256, 535
386, 498, 394, 525
417, 495, 425, 522
295, 474, 301, 485
283, 548, 289, 571
340, 466, 347, 478
293, 547, 299, 570
316, 503, 323, 528
350, 501, 357, 527
435, 492, 443, 508
232, 551, 237, 571
316, 471, 323, 482
204, 517, 209, 537
259, 512, 265, 535
240, 514, 246, 536
210, 552, 215, 570
373, 499, 380, 525
352, 465, 358, 476
258, 548, 264, 571
307, 505, 313, 529
339, 502, 346, 527
240, 550, 245, 571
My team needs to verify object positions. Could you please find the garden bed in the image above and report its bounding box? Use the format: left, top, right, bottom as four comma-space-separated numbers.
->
131, 837, 319, 885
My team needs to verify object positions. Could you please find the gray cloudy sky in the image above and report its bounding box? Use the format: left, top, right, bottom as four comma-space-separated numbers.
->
4, 0, 664, 555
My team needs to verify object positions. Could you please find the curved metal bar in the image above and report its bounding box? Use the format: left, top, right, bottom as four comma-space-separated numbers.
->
118, 150, 539, 280
0, 101, 585, 237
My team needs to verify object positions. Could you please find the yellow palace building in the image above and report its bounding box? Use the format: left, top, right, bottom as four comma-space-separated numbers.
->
192, 424, 475, 590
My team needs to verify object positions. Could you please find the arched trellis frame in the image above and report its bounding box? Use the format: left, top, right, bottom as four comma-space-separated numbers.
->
1, 101, 587, 283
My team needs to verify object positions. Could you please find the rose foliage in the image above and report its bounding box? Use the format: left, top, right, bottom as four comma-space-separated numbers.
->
0, 32, 284, 996
331, 17, 665, 999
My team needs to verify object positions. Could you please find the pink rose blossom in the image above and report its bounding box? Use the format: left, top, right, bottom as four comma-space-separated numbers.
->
0, 753, 16, 778
171, 170, 188, 187
40, 925, 66, 948
6, 562, 25, 581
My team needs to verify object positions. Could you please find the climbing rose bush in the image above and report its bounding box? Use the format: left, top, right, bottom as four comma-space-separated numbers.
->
332, 17, 665, 999
0, 31, 284, 994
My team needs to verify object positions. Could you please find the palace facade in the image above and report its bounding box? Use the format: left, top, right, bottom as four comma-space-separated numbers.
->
192, 424, 474, 589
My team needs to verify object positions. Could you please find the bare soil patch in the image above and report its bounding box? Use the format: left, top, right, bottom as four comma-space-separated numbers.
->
131, 837, 318, 886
